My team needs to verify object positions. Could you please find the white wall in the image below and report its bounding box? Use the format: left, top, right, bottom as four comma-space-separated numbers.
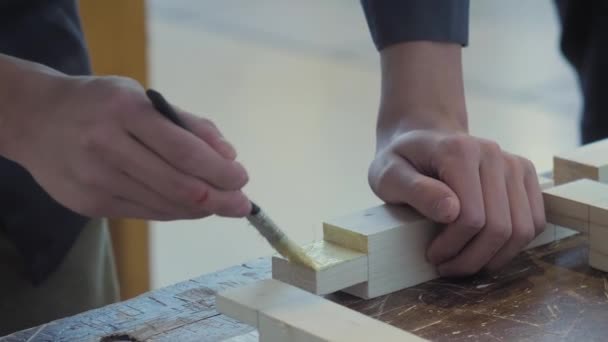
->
148, 1, 579, 289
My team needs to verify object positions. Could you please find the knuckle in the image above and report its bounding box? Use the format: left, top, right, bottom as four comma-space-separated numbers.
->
217, 162, 249, 190
506, 154, 532, 178
437, 135, 479, 159
373, 159, 400, 195
481, 140, 502, 156
487, 222, 512, 243
521, 157, 538, 177
170, 177, 207, 204
504, 154, 522, 177
407, 175, 428, 195
93, 76, 143, 117
174, 146, 201, 169
460, 211, 486, 232
511, 224, 535, 244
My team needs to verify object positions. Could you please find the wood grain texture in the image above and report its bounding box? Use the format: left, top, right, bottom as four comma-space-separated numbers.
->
217, 279, 425, 341
4, 235, 608, 341
78, 0, 150, 300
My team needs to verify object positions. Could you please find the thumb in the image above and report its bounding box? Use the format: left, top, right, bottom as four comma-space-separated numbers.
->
370, 155, 460, 223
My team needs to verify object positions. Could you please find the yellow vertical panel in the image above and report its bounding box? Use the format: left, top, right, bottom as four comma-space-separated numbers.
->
78, 0, 150, 300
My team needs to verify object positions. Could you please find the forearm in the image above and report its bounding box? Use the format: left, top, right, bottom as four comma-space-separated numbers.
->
0, 53, 67, 159
377, 42, 468, 145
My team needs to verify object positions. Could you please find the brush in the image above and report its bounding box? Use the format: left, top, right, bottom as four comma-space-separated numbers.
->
145, 89, 317, 269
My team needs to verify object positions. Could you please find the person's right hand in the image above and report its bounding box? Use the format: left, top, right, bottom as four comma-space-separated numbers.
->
3, 75, 250, 220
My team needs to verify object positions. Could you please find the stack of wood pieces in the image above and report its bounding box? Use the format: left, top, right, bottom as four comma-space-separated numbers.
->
547, 138, 608, 270
216, 137, 608, 341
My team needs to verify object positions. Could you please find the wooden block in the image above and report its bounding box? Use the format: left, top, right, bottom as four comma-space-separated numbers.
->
216, 279, 425, 342
323, 204, 440, 299
553, 138, 608, 185
272, 240, 368, 295
589, 223, 608, 256
589, 249, 608, 272
541, 179, 608, 233
589, 200, 608, 227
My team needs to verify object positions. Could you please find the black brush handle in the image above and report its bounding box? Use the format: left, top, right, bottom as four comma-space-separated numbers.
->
146, 89, 188, 129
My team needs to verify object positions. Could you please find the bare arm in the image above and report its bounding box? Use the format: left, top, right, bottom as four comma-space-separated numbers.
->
377, 41, 467, 143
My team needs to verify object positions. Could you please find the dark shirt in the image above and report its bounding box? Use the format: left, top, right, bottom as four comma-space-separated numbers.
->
361, 0, 470, 50
0, 0, 91, 284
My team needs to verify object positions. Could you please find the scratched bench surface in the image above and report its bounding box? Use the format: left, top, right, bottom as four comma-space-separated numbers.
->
2, 234, 607, 342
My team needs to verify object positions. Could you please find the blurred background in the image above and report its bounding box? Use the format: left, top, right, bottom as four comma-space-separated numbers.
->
83, 0, 583, 293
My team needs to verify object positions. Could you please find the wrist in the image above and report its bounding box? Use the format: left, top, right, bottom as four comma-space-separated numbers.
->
376, 41, 468, 147
0, 55, 70, 161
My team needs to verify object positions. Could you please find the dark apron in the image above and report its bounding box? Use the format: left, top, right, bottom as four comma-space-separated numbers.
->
0, 0, 90, 284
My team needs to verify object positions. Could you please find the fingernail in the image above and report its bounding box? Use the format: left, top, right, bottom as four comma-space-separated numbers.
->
435, 197, 457, 221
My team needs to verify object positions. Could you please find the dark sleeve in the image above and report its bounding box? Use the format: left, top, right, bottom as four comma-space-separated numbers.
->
361, 0, 470, 50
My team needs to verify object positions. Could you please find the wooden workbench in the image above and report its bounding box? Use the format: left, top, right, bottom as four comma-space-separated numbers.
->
2, 234, 607, 341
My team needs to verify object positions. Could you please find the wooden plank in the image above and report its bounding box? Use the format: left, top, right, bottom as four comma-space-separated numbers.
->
78, 0, 150, 300
272, 240, 367, 295
216, 279, 425, 342
553, 137, 608, 185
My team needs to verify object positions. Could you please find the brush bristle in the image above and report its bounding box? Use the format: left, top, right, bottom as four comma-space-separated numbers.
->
275, 238, 318, 269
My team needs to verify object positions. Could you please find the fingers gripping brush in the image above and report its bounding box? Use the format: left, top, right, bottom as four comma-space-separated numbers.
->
146, 89, 317, 269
